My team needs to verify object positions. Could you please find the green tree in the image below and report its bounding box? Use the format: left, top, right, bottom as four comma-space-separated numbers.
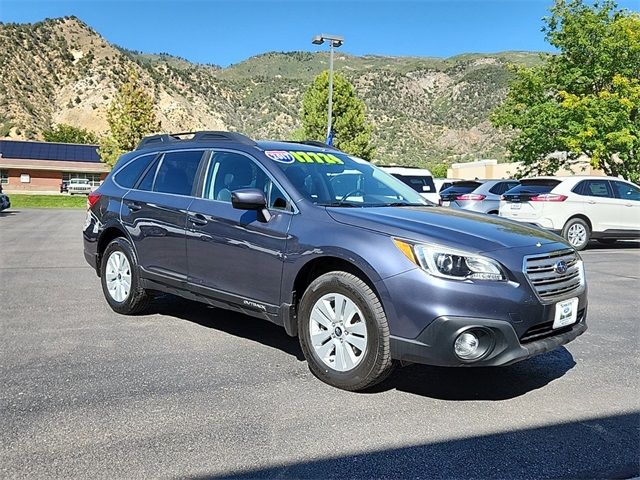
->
492, 0, 640, 182
99, 69, 160, 167
301, 71, 375, 160
42, 123, 98, 144
428, 163, 449, 178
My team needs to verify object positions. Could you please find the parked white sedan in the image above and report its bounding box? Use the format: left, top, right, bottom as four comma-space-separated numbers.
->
499, 176, 640, 250
67, 178, 92, 195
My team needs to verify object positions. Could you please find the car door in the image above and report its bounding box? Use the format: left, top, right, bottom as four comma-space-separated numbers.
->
185, 150, 293, 312
121, 149, 206, 286
611, 180, 640, 232
575, 179, 619, 233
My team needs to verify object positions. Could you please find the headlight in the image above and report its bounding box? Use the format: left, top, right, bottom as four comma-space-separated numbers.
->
393, 239, 506, 281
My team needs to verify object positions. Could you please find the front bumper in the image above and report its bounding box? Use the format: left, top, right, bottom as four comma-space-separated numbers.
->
377, 241, 588, 367
390, 312, 587, 367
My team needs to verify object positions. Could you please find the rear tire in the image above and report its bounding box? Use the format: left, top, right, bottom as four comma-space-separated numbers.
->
100, 237, 151, 315
298, 271, 394, 391
562, 218, 590, 250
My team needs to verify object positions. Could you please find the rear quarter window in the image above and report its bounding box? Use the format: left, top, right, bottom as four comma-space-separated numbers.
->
114, 154, 157, 188
573, 179, 613, 198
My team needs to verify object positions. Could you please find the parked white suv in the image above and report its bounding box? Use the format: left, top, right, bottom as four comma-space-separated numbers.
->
67, 178, 92, 195
499, 176, 640, 250
380, 167, 439, 203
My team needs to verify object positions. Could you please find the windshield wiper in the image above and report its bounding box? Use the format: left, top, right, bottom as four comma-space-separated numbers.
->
319, 201, 363, 208
380, 202, 432, 207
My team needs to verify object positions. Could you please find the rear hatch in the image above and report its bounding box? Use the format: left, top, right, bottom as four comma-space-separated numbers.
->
391, 174, 436, 194
500, 179, 562, 220
439, 181, 483, 206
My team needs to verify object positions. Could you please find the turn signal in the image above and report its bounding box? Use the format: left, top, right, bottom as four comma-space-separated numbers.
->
392, 238, 417, 265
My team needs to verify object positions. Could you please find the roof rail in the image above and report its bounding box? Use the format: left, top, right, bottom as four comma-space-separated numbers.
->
136, 131, 256, 150
281, 140, 342, 151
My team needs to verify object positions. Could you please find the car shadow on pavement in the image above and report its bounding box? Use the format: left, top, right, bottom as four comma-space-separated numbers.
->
586, 240, 640, 250
148, 294, 307, 361
368, 346, 576, 400
149, 294, 576, 401
0, 210, 19, 217
194, 412, 639, 480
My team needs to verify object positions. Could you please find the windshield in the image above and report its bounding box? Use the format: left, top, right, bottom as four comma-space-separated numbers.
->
267, 150, 429, 207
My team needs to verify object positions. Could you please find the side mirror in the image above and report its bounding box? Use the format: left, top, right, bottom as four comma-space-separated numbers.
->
231, 188, 271, 221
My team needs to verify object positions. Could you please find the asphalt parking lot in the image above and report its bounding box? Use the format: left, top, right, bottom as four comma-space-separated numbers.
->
1, 208, 639, 479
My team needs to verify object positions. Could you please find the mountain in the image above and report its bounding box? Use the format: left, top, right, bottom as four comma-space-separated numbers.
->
0, 16, 543, 166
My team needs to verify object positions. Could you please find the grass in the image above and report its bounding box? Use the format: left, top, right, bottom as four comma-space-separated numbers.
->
8, 194, 87, 209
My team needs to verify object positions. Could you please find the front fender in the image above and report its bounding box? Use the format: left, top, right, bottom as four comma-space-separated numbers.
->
280, 212, 418, 306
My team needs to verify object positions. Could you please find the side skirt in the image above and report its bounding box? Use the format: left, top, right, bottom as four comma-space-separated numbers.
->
139, 269, 292, 330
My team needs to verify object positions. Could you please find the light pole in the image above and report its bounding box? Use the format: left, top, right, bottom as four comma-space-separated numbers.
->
312, 34, 344, 145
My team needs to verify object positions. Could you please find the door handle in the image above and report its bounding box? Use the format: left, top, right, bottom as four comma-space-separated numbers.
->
587, 200, 596, 204
189, 214, 208, 226
125, 201, 142, 212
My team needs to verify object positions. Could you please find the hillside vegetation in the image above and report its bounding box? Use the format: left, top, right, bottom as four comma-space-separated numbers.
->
0, 16, 543, 166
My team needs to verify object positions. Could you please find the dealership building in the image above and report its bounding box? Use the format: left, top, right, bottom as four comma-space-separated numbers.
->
0, 140, 110, 192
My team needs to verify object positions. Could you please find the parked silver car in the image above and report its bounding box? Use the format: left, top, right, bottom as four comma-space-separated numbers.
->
440, 179, 520, 214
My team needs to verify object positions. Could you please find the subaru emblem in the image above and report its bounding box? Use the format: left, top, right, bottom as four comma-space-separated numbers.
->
554, 260, 568, 274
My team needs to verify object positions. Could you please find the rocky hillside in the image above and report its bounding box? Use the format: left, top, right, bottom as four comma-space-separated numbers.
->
0, 16, 542, 166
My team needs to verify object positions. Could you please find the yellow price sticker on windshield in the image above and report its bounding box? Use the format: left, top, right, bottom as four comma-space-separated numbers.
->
265, 150, 344, 165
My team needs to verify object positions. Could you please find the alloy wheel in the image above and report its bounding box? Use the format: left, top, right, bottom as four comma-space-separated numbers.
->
105, 251, 132, 302
567, 223, 587, 247
309, 293, 368, 372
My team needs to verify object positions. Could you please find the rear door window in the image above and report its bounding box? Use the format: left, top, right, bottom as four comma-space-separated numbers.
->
114, 154, 157, 188
577, 180, 614, 198
152, 150, 205, 196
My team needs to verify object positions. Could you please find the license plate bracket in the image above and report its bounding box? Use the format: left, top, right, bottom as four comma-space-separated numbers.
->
553, 297, 579, 329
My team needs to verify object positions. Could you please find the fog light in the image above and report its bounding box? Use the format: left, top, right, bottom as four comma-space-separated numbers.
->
454, 332, 479, 359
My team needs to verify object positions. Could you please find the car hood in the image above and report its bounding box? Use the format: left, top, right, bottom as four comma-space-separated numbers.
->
326, 206, 565, 253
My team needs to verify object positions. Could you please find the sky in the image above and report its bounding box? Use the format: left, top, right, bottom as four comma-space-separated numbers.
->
1, 0, 638, 66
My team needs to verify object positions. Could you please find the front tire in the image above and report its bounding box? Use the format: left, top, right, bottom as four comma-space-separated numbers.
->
100, 237, 150, 314
562, 218, 590, 250
298, 271, 394, 391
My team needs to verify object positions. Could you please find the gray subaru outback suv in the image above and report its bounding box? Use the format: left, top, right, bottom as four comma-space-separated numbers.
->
84, 131, 587, 391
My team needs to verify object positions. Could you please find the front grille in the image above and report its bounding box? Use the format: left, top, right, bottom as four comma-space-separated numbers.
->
524, 249, 583, 302
520, 308, 585, 343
